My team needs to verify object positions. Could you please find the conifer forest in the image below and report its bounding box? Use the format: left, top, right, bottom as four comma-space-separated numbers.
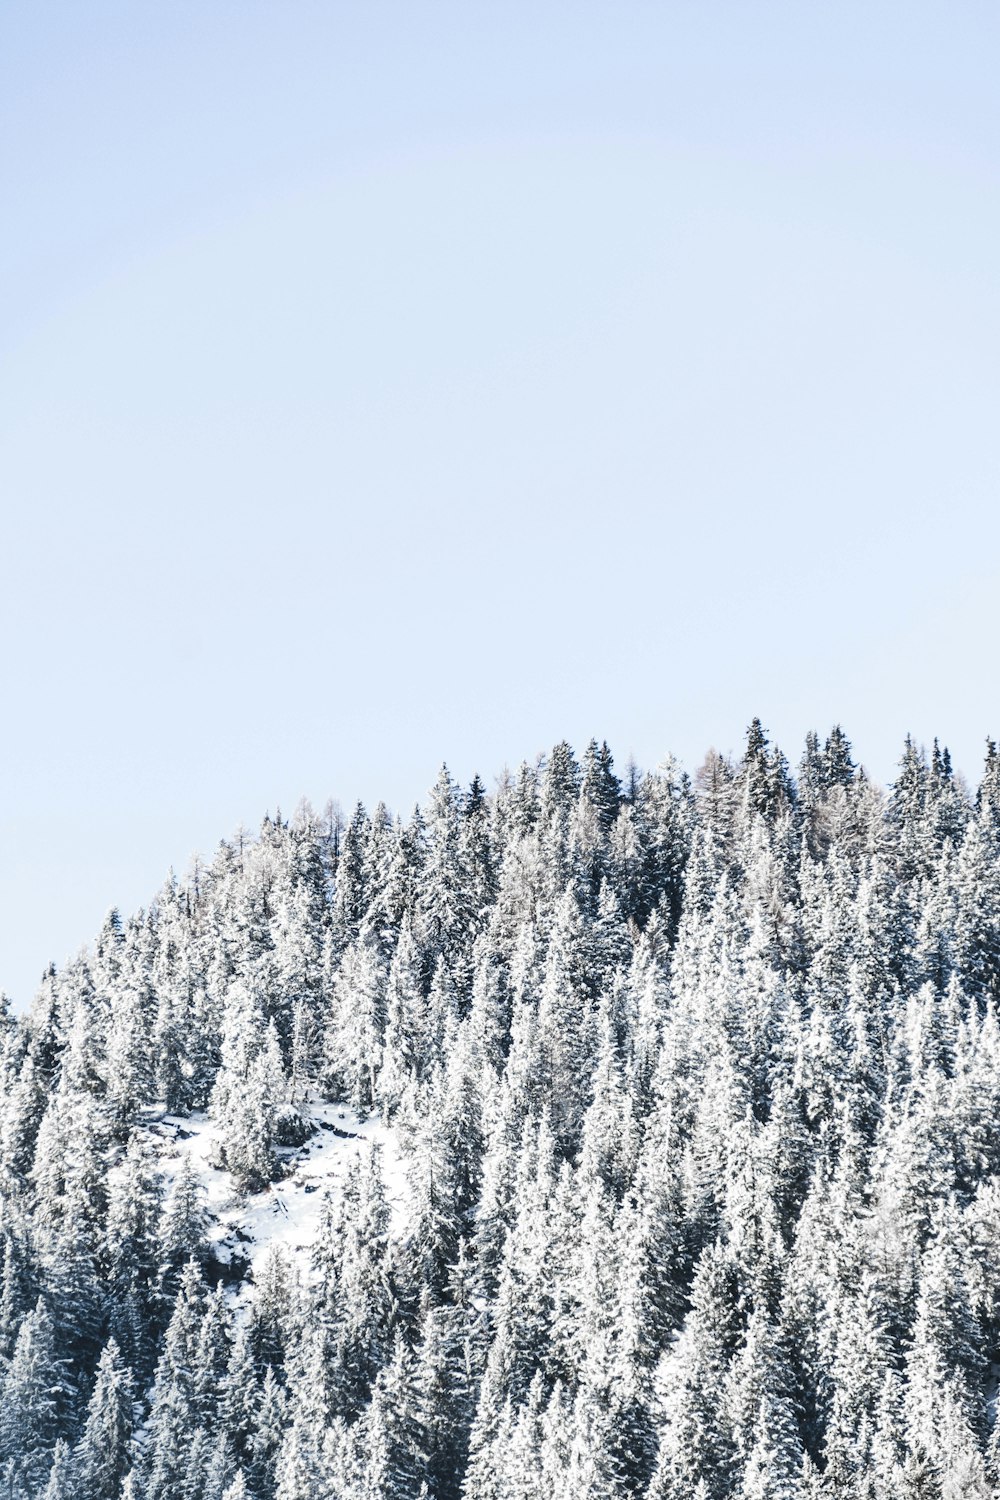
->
6, 723, 1000, 1499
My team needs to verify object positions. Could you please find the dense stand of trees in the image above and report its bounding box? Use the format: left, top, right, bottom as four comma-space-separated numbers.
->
3, 725, 1000, 1497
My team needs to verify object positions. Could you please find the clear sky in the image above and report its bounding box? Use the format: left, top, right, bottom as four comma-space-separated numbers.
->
1, 2, 998, 1008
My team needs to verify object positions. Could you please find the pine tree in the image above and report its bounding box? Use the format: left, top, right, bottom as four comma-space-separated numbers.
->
73, 1337, 135, 1499
41, 1440, 75, 1500
0, 1298, 73, 1490
417, 765, 476, 975
651, 1240, 739, 1499
221, 1325, 261, 1469
535, 888, 595, 1155
157, 1154, 209, 1303
105, 1132, 164, 1371
144, 1261, 209, 1500
249, 1366, 286, 1500
248, 1245, 295, 1377
328, 932, 387, 1112
273, 1417, 324, 1500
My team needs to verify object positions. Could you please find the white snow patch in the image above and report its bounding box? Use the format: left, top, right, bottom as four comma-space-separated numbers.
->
140, 1100, 408, 1293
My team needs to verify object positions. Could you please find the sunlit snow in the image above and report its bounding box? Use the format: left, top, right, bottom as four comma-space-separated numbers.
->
142, 1100, 408, 1289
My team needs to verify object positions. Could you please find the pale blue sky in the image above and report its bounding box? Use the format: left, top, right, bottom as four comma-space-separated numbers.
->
2, 2, 998, 1006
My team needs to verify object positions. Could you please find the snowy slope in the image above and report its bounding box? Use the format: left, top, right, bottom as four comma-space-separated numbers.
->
141, 1100, 408, 1291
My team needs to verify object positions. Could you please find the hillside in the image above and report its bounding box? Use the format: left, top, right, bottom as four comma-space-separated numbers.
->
3, 724, 1000, 1499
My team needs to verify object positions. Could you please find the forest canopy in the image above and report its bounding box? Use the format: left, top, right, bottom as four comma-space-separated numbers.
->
2, 724, 1000, 1499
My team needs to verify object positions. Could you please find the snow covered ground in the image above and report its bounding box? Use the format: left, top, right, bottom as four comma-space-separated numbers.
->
141, 1100, 409, 1291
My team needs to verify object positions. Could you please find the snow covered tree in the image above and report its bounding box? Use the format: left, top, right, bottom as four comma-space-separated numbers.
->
73, 1337, 135, 1499
0, 1298, 74, 1490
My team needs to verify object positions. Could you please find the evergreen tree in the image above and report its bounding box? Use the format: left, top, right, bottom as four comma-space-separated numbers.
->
0, 1298, 73, 1491
73, 1337, 135, 1500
